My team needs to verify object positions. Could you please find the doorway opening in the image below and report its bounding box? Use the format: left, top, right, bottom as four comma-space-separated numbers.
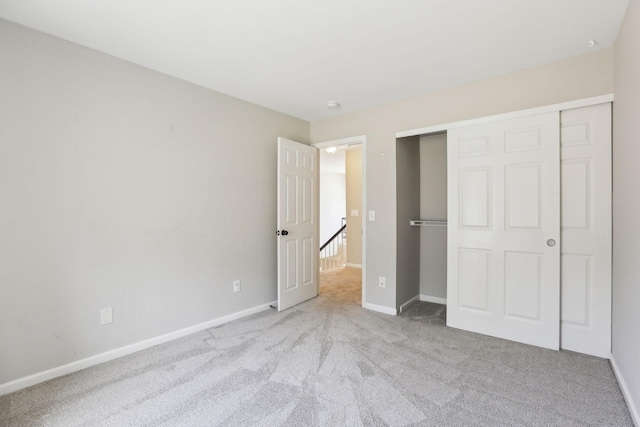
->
314, 136, 366, 308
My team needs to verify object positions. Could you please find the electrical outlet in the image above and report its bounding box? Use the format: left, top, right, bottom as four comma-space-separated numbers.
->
233, 280, 241, 293
100, 307, 113, 325
378, 276, 386, 288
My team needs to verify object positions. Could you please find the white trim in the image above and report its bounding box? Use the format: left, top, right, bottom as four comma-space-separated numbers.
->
365, 302, 397, 316
396, 94, 614, 138
358, 140, 368, 307
611, 356, 640, 427
314, 135, 367, 309
361, 138, 366, 309
420, 295, 447, 305
345, 263, 362, 269
0, 301, 276, 397
399, 294, 420, 313
312, 135, 366, 149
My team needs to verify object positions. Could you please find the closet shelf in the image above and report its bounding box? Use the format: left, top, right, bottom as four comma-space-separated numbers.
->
410, 219, 447, 227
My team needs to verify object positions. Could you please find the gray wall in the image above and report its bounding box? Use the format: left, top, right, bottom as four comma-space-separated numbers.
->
311, 47, 614, 312
419, 134, 447, 300
396, 137, 421, 309
0, 20, 309, 384
613, 0, 640, 422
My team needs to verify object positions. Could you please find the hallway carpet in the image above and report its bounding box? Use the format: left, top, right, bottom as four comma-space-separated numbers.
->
0, 267, 633, 426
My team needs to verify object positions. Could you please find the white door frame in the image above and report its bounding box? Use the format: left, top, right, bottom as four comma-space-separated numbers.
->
313, 135, 367, 308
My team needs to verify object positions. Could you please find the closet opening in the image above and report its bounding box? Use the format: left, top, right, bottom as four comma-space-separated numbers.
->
396, 132, 447, 317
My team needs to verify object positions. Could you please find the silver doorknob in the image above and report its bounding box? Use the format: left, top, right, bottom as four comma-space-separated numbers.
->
547, 239, 556, 247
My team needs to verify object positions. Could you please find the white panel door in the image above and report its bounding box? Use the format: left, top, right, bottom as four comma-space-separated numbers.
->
447, 113, 561, 350
560, 103, 612, 358
277, 137, 319, 311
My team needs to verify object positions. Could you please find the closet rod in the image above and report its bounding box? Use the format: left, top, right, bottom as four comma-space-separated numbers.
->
409, 219, 447, 227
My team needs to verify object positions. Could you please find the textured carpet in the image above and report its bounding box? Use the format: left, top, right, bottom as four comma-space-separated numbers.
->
0, 267, 633, 426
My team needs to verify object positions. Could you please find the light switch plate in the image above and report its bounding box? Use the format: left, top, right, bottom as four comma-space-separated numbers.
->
368, 210, 376, 221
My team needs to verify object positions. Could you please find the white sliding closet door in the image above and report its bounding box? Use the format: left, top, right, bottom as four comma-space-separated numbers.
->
447, 112, 561, 350
560, 103, 612, 358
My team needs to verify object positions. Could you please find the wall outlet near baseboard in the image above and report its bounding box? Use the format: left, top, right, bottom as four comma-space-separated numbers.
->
233, 280, 241, 293
100, 307, 113, 325
379, 276, 386, 288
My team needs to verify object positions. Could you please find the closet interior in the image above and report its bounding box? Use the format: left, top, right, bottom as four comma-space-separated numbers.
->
396, 133, 447, 311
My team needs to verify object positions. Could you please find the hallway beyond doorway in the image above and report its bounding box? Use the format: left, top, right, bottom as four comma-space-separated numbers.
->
319, 266, 362, 305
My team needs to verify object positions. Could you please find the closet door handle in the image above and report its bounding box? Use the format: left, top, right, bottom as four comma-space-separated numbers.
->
546, 239, 556, 247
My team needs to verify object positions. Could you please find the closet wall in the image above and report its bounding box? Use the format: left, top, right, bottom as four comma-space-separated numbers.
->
419, 134, 448, 301
396, 136, 420, 309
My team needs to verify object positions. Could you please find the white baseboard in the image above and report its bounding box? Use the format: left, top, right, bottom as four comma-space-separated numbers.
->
399, 295, 420, 313
364, 302, 397, 316
0, 300, 277, 397
420, 294, 447, 305
345, 263, 362, 269
611, 355, 640, 427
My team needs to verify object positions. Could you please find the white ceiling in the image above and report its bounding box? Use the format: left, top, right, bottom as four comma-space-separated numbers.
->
0, 1, 629, 122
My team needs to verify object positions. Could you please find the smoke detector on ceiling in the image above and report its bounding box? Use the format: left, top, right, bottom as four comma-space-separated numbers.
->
326, 101, 341, 109
588, 40, 598, 47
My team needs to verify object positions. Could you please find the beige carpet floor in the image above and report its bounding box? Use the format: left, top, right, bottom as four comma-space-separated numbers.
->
318, 264, 362, 304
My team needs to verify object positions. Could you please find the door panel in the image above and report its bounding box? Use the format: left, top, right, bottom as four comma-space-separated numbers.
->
285, 175, 297, 224
460, 168, 491, 228
447, 112, 560, 350
302, 237, 313, 285
506, 164, 541, 229
560, 103, 612, 358
277, 138, 319, 311
504, 251, 541, 320
285, 239, 297, 290
561, 255, 590, 324
562, 160, 591, 228
302, 176, 313, 223
459, 248, 490, 311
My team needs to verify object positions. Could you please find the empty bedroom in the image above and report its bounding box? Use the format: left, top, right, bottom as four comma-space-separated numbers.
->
1, 1, 639, 425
